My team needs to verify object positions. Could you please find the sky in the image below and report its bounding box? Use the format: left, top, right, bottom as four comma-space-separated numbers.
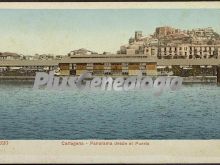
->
0, 9, 220, 55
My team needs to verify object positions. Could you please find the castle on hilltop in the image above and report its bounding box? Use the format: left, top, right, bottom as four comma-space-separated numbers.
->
118, 26, 220, 59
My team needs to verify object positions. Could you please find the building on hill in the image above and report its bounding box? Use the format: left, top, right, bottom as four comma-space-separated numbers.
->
68, 48, 98, 56
118, 26, 220, 59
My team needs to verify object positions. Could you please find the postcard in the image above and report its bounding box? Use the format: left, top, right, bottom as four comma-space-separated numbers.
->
0, 2, 220, 164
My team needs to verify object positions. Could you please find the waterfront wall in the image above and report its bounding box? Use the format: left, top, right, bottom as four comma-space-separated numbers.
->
217, 65, 220, 85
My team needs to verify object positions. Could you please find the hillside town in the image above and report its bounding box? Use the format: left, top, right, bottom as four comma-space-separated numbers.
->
1, 26, 220, 60
1, 26, 220, 84
118, 26, 220, 59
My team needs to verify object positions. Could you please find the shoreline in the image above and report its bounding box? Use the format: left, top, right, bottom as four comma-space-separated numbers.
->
0, 75, 217, 84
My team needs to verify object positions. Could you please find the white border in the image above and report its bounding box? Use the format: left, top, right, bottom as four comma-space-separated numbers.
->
0, 2, 219, 9
0, 2, 220, 163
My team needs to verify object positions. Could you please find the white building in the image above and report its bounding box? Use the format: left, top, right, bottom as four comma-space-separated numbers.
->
0, 52, 21, 60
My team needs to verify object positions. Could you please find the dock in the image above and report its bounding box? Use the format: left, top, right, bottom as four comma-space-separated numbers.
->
1, 56, 220, 84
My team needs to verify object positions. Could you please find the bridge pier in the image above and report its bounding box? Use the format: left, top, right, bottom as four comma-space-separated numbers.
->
217, 65, 220, 86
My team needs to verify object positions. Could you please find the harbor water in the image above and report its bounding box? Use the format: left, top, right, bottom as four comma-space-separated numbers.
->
0, 81, 220, 139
